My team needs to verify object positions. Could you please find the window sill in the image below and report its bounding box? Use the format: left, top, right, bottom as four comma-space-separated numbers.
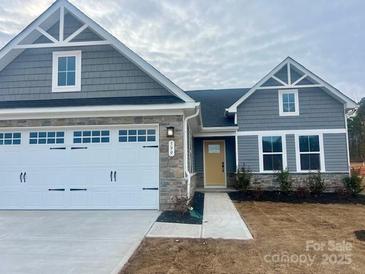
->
279, 112, 299, 117
52, 88, 81, 93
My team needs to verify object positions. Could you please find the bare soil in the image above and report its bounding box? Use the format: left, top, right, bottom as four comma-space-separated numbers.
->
121, 201, 365, 274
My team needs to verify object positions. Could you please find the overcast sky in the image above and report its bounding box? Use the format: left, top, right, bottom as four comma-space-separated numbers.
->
0, 0, 364, 101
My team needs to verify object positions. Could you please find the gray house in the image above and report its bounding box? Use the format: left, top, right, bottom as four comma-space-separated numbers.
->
0, 0, 357, 210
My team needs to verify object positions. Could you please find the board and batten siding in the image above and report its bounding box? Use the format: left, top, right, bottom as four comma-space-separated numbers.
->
237, 88, 345, 131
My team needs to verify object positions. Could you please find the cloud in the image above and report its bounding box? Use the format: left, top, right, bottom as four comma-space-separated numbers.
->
0, 0, 363, 101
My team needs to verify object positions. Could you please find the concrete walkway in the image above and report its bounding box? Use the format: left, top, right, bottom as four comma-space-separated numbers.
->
202, 193, 252, 240
147, 193, 252, 240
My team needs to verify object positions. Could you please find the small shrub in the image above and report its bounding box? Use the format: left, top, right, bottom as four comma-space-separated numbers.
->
236, 166, 252, 192
307, 171, 326, 195
173, 196, 191, 214
343, 172, 364, 196
296, 186, 309, 199
276, 169, 292, 194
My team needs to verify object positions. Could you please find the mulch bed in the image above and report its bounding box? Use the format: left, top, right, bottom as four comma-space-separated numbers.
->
156, 192, 204, 224
229, 190, 365, 205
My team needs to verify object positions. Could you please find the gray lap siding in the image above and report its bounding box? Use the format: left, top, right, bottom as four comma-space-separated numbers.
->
0, 45, 172, 101
237, 88, 345, 130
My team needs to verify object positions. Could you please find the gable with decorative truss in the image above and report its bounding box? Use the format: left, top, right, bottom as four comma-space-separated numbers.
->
227, 57, 357, 112
261, 62, 320, 88
0, 0, 194, 103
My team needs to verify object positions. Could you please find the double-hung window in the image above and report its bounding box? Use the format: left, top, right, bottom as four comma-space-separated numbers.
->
279, 89, 299, 116
52, 51, 81, 92
261, 136, 284, 171
298, 135, 323, 171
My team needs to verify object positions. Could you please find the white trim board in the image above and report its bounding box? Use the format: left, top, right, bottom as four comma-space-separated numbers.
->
194, 126, 238, 137
0, 123, 160, 131
237, 128, 347, 136
0, 103, 199, 120
257, 133, 287, 173
227, 57, 358, 112
194, 132, 236, 137
52, 50, 82, 93
0, 0, 194, 103
294, 133, 326, 173
278, 89, 299, 116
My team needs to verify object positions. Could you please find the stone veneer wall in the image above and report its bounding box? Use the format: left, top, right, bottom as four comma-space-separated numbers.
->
0, 115, 186, 210
194, 172, 347, 192
251, 173, 348, 191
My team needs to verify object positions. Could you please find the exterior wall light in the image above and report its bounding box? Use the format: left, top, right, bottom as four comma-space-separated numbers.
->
166, 126, 175, 138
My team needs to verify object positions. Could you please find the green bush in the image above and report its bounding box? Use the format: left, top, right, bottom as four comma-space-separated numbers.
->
307, 171, 326, 195
343, 172, 364, 196
276, 169, 292, 194
236, 166, 252, 192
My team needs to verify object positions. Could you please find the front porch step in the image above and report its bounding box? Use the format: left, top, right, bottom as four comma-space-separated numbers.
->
195, 188, 238, 193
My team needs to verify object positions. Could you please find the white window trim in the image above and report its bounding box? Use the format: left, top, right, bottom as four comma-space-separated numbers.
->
295, 133, 326, 172
258, 134, 287, 173
278, 89, 299, 116
52, 50, 82, 93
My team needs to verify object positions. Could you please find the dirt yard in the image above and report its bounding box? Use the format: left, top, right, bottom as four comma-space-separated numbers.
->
121, 201, 365, 274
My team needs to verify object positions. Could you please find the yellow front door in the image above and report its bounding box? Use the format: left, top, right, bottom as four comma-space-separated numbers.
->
204, 140, 226, 187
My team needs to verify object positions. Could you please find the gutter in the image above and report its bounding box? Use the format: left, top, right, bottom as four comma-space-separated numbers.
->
183, 105, 200, 199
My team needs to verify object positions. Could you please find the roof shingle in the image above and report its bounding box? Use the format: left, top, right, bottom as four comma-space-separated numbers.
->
186, 88, 249, 127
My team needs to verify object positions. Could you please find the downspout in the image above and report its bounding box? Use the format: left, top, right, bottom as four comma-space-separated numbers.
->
184, 105, 200, 199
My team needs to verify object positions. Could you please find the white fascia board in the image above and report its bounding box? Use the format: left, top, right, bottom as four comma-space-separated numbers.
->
0, 102, 199, 120
286, 58, 358, 109
63, 1, 194, 103
237, 128, 347, 136
194, 126, 238, 137
194, 132, 236, 137
227, 57, 358, 113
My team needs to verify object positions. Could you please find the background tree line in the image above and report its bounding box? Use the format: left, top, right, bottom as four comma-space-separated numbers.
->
348, 97, 365, 163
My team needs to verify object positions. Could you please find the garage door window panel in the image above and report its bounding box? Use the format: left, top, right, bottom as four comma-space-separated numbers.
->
119, 129, 156, 143
73, 130, 110, 144
29, 132, 64, 144
0, 132, 21, 145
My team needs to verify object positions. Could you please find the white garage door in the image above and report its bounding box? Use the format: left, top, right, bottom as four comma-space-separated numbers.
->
0, 126, 159, 209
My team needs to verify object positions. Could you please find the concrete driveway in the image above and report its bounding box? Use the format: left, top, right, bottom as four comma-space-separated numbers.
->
0, 210, 158, 274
